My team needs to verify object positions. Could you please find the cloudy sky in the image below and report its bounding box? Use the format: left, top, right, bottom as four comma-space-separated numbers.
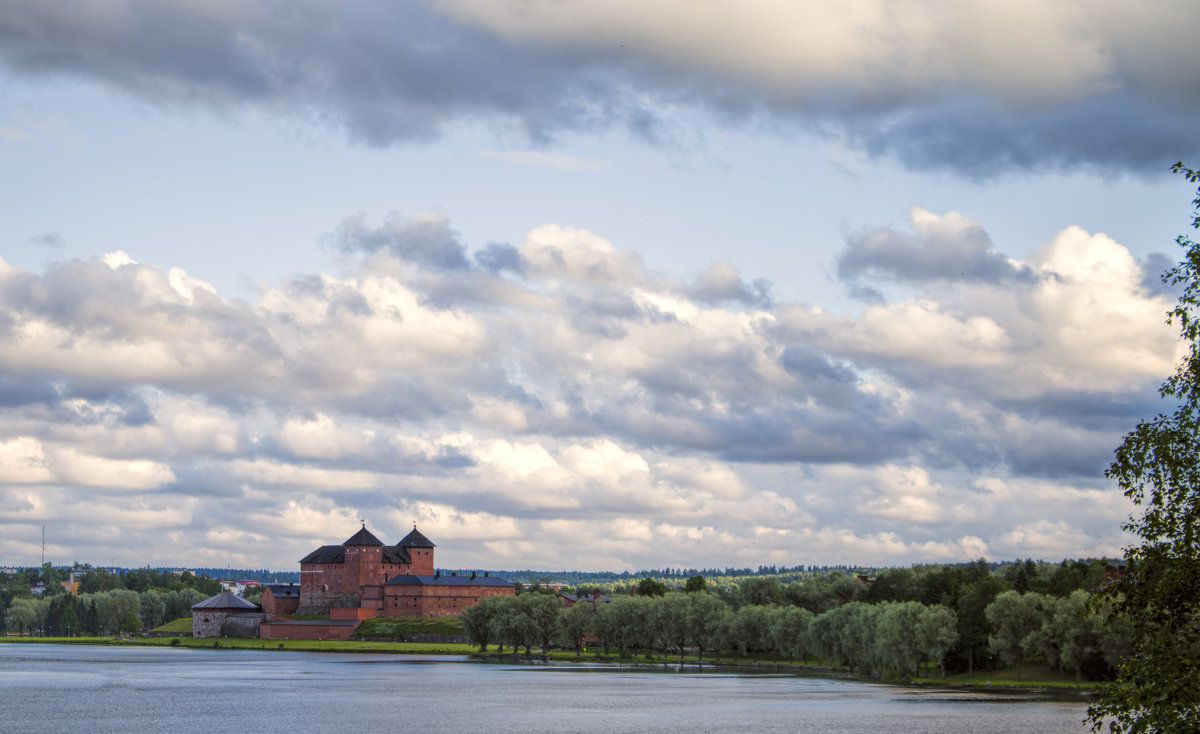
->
2, 1, 1199, 572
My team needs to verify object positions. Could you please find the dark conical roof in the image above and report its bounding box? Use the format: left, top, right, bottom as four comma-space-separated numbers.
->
192, 591, 259, 610
343, 525, 384, 547
398, 526, 436, 548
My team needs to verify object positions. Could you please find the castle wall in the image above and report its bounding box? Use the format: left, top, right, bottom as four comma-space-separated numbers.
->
301, 562, 361, 595
382, 583, 514, 618
406, 547, 435, 575
331, 607, 378, 620
296, 590, 360, 616
298, 555, 419, 614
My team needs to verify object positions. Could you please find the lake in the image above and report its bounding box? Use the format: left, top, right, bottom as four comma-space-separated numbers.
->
0, 644, 1094, 733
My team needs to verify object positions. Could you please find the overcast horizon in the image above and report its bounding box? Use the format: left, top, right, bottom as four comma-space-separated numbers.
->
2, 1, 1200, 572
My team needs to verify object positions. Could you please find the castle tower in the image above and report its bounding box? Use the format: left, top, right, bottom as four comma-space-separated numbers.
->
342, 524, 385, 589
398, 526, 436, 575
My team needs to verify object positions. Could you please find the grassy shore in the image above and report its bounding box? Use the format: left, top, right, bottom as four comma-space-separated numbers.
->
911, 663, 1102, 690
0, 635, 476, 654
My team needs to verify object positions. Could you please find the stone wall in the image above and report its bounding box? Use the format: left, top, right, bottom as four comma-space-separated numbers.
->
192, 611, 226, 638
222, 614, 265, 638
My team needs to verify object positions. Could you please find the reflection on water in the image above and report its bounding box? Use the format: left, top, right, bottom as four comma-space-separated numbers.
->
0, 645, 1092, 734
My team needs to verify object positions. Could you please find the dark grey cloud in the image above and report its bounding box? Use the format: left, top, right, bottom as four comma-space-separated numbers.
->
0, 1, 1195, 177
837, 93, 1200, 179
0, 1, 656, 146
474, 242, 524, 275
0, 371, 59, 408
1140, 252, 1182, 297
908, 390, 1130, 479
58, 383, 154, 427
328, 212, 471, 271
837, 212, 1032, 285
589, 393, 926, 466
1002, 389, 1170, 428
335, 376, 467, 422
566, 289, 641, 339
28, 232, 65, 249
688, 261, 772, 307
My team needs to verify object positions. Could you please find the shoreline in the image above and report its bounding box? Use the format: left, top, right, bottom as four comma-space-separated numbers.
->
0, 636, 1101, 694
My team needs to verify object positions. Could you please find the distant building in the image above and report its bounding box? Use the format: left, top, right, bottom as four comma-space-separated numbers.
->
60, 570, 81, 594
558, 590, 611, 609
261, 583, 300, 616
297, 524, 514, 618
191, 591, 264, 638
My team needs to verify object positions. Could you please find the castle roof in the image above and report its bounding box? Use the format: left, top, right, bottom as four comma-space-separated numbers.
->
299, 545, 344, 564
300, 524, 432, 564
381, 546, 413, 564
192, 591, 259, 610
385, 574, 511, 587
398, 527, 436, 548
343, 525, 384, 547
300, 542, 413, 565
264, 583, 300, 598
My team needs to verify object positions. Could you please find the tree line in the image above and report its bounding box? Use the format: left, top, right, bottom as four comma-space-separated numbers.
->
464, 560, 1129, 681
1, 564, 223, 635
3, 587, 213, 637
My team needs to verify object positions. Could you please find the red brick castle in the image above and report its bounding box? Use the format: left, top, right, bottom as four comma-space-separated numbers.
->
292, 524, 514, 618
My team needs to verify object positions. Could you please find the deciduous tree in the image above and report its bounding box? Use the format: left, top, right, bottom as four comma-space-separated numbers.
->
1090, 163, 1200, 733
915, 604, 958, 678
556, 599, 593, 654
1042, 590, 1101, 683
985, 590, 1047, 681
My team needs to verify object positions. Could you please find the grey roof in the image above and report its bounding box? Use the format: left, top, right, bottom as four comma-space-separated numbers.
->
398, 527, 436, 548
301, 541, 413, 565
385, 574, 513, 587
192, 591, 259, 610
343, 525, 384, 547
265, 584, 300, 598
299, 544, 344, 564
381, 546, 412, 564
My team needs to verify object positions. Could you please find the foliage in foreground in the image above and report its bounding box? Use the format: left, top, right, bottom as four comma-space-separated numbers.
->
1088, 163, 1200, 733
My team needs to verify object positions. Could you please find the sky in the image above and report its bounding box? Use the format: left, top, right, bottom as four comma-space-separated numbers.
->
2, 1, 1199, 572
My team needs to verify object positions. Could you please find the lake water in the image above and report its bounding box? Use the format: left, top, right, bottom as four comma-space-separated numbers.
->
0, 644, 1094, 733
